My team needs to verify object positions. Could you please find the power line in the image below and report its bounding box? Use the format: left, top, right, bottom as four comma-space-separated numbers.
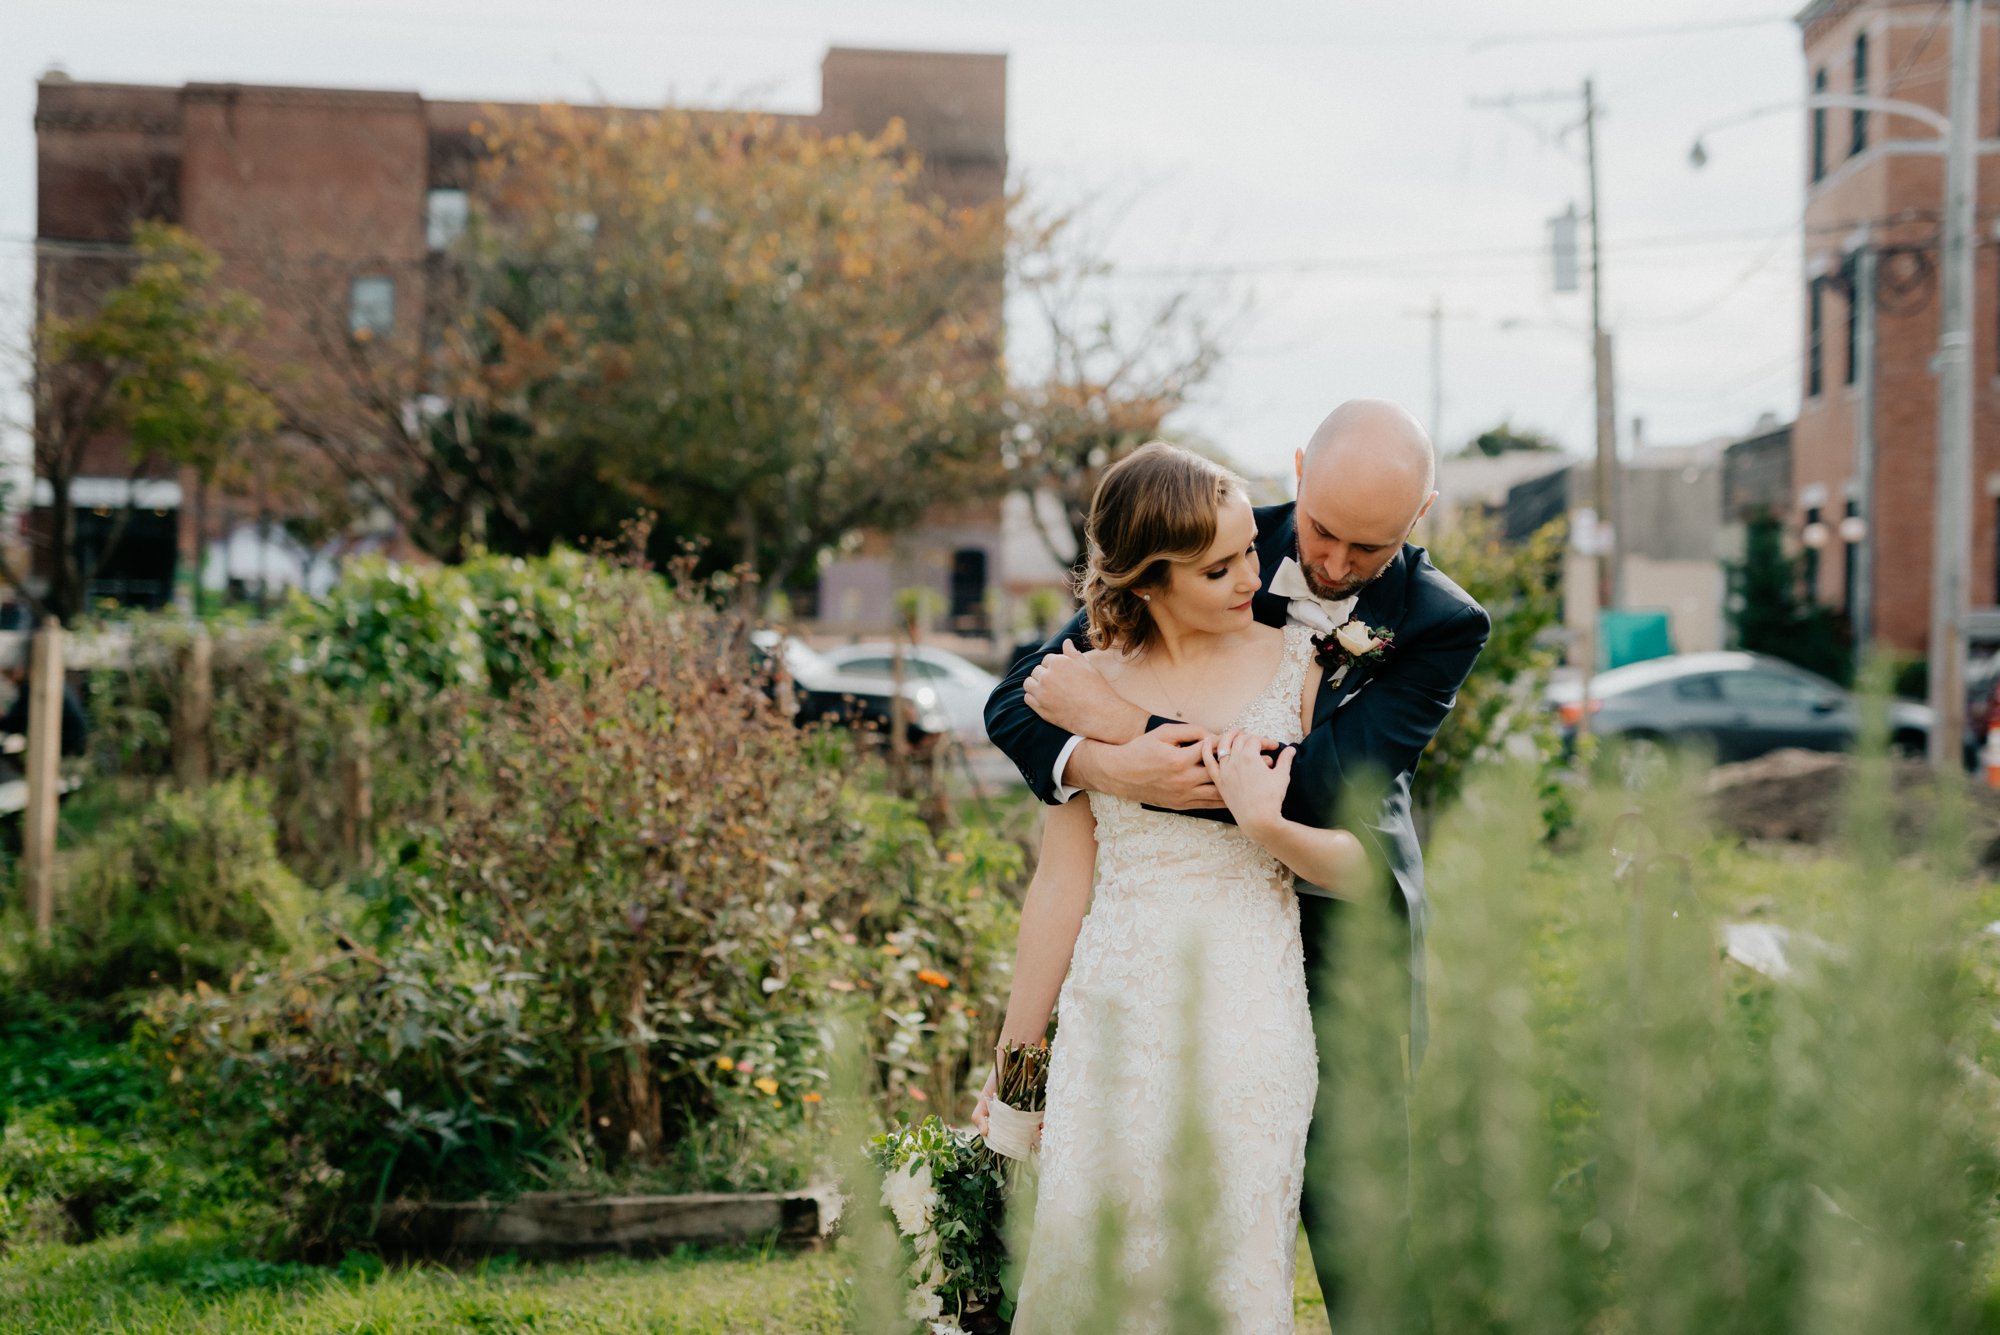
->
1468, 14, 1795, 54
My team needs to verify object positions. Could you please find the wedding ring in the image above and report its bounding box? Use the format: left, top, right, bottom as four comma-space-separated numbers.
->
1217, 747, 1231, 759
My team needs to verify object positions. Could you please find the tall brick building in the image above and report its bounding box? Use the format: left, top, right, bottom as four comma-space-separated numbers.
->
1794, 0, 2000, 654
32, 48, 1007, 609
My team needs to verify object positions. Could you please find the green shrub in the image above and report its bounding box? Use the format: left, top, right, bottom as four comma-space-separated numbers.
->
278, 558, 488, 708
1419, 516, 1567, 825
35, 779, 322, 997
0, 1107, 171, 1244
0, 993, 152, 1129
142, 561, 1026, 1248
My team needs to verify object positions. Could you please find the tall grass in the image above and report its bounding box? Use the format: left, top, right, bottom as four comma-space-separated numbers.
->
1311, 736, 1996, 1333
853, 723, 2000, 1332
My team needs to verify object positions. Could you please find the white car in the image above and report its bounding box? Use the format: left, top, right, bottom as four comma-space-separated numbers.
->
819, 643, 1001, 744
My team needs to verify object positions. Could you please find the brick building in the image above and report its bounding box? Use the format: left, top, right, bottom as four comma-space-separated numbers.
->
1795, 0, 2000, 654
33, 47, 1007, 610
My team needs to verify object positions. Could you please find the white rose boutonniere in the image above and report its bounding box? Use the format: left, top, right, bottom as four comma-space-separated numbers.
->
1313, 617, 1394, 674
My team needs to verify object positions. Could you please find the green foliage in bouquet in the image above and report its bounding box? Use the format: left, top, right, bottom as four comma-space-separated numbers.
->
866, 1117, 1010, 1335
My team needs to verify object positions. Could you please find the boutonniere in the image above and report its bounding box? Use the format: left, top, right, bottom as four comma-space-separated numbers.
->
1311, 617, 1394, 673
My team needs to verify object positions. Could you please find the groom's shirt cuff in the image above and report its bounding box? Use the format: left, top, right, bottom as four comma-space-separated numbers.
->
1050, 734, 1084, 803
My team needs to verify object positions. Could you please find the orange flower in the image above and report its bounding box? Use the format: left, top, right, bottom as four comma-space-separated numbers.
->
714, 1056, 735, 1072
802, 1091, 823, 1104
916, 969, 951, 989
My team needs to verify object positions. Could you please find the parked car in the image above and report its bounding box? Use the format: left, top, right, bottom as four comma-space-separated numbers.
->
817, 643, 1001, 744
1966, 649, 2000, 759
749, 630, 951, 748
1546, 651, 1932, 766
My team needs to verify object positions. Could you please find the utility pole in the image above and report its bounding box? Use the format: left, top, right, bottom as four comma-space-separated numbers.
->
1930, 0, 1977, 773
1847, 237, 1877, 652
1401, 295, 1472, 451
1472, 75, 1624, 687
1582, 77, 1621, 612
1472, 78, 1621, 674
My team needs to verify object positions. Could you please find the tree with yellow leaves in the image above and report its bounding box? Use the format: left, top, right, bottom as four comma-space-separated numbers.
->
423, 105, 1008, 595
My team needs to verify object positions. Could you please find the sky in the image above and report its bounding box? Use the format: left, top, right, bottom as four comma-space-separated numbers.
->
4, 0, 1811, 486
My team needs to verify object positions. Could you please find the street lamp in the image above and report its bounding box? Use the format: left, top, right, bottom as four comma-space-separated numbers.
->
1688, 0, 1978, 775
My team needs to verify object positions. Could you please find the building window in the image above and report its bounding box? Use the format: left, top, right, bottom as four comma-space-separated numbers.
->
426, 188, 468, 251
1808, 277, 1825, 398
1851, 32, 1870, 155
949, 548, 989, 632
1803, 505, 1823, 600
1812, 68, 1829, 183
1843, 498, 1860, 614
1843, 265, 1857, 386
348, 276, 395, 339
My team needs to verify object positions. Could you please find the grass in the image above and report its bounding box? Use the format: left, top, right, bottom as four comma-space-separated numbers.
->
0, 1226, 1335, 1332
0, 1225, 848, 1333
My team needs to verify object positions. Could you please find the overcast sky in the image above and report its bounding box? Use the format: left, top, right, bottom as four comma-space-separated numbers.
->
6, 0, 1809, 484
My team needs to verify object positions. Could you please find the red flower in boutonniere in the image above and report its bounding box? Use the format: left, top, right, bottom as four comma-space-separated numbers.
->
1311, 617, 1394, 673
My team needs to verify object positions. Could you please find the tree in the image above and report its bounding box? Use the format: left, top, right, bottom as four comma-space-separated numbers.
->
1461, 421, 1562, 458
1004, 206, 1233, 572
1419, 515, 1568, 819
1728, 509, 1849, 684
25, 223, 275, 621
271, 105, 1009, 589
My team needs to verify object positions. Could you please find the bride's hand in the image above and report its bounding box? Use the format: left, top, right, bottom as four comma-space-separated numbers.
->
1201, 728, 1292, 833
972, 1066, 998, 1138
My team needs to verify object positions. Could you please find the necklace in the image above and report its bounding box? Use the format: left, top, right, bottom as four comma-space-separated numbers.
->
1143, 649, 1219, 726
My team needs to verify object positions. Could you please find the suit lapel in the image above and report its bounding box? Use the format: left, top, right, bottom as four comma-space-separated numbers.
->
1252, 507, 1298, 628
1312, 547, 1413, 728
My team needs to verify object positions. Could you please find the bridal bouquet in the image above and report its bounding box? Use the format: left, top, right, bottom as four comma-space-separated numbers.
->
863, 1042, 1051, 1334
867, 1118, 1009, 1334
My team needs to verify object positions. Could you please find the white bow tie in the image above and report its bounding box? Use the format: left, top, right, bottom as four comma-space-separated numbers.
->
1268, 558, 1356, 635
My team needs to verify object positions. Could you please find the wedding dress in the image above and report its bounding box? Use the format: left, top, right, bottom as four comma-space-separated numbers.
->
1011, 622, 1319, 1334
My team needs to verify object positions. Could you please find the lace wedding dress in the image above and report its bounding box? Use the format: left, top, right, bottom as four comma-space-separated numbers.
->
1011, 622, 1320, 1334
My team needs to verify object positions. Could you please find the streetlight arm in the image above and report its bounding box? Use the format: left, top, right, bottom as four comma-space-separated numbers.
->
1690, 93, 1951, 157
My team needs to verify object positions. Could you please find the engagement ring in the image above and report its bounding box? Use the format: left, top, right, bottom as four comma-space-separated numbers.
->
1217, 747, 1231, 759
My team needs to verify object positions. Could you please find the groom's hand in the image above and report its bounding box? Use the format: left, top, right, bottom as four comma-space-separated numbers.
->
1025, 641, 1148, 743
1067, 723, 1226, 810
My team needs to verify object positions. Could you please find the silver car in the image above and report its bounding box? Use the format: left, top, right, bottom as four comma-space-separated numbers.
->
1546, 651, 1932, 765
817, 643, 1001, 744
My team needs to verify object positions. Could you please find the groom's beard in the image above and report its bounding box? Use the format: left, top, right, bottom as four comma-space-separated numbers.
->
1294, 543, 1388, 601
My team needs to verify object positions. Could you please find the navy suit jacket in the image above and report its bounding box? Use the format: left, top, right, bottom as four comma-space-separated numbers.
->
983, 501, 1490, 1062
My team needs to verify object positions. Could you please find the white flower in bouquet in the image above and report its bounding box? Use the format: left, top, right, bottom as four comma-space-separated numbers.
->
906, 1286, 944, 1321
881, 1158, 936, 1236
929, 1323, 969, 1335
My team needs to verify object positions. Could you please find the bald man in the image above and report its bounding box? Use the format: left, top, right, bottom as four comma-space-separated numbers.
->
984, 399, 1488, 1320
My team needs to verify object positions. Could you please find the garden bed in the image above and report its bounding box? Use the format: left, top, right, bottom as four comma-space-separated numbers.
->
373, 1187, 839, 1262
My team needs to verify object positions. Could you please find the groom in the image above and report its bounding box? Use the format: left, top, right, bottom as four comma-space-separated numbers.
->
982, 398, 1489, 1314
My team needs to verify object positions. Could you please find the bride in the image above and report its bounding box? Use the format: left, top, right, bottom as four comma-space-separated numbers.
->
973, 441, 1370, 1333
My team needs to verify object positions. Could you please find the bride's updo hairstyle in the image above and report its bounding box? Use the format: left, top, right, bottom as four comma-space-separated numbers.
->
1078, 440, 1249, 654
